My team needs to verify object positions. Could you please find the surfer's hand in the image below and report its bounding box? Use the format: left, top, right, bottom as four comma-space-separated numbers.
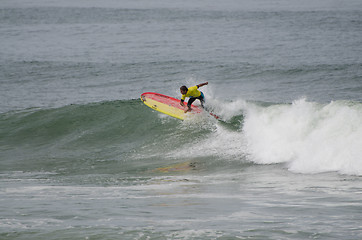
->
180, 101, 184, 106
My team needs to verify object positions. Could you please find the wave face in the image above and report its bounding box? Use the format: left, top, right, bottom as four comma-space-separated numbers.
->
1, 98, 361, 176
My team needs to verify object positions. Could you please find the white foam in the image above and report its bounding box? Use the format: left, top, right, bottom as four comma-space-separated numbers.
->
243, 99, 362, 175
166, 95, 362, 176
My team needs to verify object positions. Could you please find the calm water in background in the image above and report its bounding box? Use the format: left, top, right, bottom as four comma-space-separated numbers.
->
1, 0, 362, 239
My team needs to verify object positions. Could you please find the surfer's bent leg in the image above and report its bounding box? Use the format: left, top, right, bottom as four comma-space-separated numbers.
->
199, 92, 205, 108
187, 97, 197, 108
188, 92, 205, 109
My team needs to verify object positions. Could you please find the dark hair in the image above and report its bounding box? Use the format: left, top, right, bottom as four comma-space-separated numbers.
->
180, 86, 188, 91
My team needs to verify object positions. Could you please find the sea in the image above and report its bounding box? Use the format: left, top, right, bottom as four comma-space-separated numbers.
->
1, 0, 362, 239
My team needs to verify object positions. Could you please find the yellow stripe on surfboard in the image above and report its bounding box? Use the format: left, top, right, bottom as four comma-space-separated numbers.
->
141, 96, 186, 120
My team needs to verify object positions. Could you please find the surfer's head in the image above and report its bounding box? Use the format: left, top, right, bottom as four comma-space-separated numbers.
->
180, 86, 188, 95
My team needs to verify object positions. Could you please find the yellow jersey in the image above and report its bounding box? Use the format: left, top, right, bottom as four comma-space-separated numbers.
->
181, 86, 201, 100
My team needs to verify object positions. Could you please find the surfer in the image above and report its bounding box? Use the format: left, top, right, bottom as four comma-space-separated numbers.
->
179, 82, 208, 113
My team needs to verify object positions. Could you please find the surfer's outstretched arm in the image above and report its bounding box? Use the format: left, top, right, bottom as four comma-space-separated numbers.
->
197, 82, 208, 88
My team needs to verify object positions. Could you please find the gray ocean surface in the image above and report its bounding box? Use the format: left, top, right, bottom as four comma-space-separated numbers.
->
1, 0, 362, 239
